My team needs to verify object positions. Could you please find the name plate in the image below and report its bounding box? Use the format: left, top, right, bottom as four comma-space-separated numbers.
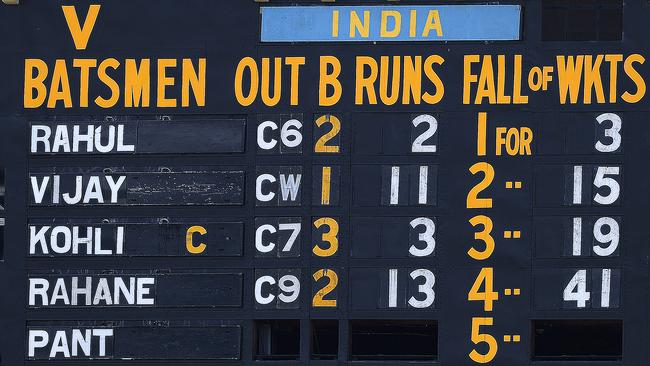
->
261, 5, 521, 42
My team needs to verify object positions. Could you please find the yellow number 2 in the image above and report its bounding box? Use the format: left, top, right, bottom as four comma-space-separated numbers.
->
314, 114, 341, 153
312, 269, 338, 307
466, 162, 494, 209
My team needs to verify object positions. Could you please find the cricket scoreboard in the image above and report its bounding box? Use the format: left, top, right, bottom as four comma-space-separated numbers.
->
0, 0, 648, 365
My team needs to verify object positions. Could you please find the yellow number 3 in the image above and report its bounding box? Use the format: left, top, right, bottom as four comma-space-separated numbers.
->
313, 217, 339, 257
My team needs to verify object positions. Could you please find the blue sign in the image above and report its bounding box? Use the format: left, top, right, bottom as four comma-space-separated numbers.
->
261, 5, 521, 42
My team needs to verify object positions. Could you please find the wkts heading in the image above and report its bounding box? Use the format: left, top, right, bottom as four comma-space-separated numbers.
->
23, 4, 647, 109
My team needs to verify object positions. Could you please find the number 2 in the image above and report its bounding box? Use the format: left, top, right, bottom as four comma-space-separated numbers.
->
467, 162, 494, 209
411, 114, 438, 153
312, 269, 338, 307
314, 115, 341, 153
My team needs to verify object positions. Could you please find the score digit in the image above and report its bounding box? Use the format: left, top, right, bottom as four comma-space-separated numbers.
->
468, 268, 499, 311
314, 115, 341, 153
411, 114, 438, 153
595, 113, 622, 153
312, 269, 338, 307
469, 317, 498, 364
467, 162, 494, 209
468, 215, 495, 260
409, 217, 436, 257
313, 217, 339, 257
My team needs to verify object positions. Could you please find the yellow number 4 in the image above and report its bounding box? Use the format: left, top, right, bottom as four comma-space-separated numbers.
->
468, 268, 499, 311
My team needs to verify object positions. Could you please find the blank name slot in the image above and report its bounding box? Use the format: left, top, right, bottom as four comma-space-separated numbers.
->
533, 319, 622, 361
350, 320, 438, 361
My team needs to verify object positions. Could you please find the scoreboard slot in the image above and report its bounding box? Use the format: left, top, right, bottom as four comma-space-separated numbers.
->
534, 165, 623, 207
29, 118, 246, 155
0, 167, 4, 210
352, 165, 438, 207
532, 320, 623, 361
0, 218, 4, 261
311, 320, 338, 360
534, 216, 622, 258
28, 271, 243, 308
28, 167, 245, 206
351, 216, 437, 258
349, 320, 438, 361
27, 321, 242, 360
255, 319, 300, 361
28, 219, 244, 257
536, 112, 624, 155
351, 113, 439, 155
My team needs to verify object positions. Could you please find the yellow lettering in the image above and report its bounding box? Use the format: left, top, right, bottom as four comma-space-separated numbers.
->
475, 56, 496, 105
409, 10, 417, 38
261, 58, 281, 107
556, 55, 584, 104
157, 58, 176, 108
186, 226, 207, 254
319, 56, 342, 107
234, 57, 259, 107
605, 54, 623, 103
285, 57, 305, 106
422, 55, 444, 104
47, 60, 72, 108
355, 56, 378, 105
24, 59, 48, 108
124, 59, 150, 107
94, 58, 120, 108
422, 10, 442, 37
496, 55, 511, 104
402, 56, 422, 105
622, 54, 645, 104
349, 11, 370, 38
513, 55, 528, 104
583, 55, 605, 104
380, 11, 401, 38
379, 56, 400, 105
332, 10, 339, 37
182, 58, 206, 107
73, 59, 97, 108
463, 55, 480, 104
61, 5, 101, 50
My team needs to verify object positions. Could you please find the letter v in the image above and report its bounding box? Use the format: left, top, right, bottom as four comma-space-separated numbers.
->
61, 5, 101, 50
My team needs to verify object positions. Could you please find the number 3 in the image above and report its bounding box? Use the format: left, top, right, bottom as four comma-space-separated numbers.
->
595, 113, 622, 153
313, 218, 339, 257
408, 269, 436, 308
409, 217, 435, 257
468, 215, 495, 260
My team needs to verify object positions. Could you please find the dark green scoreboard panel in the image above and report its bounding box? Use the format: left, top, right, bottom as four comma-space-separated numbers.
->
0, 0, 649, 365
